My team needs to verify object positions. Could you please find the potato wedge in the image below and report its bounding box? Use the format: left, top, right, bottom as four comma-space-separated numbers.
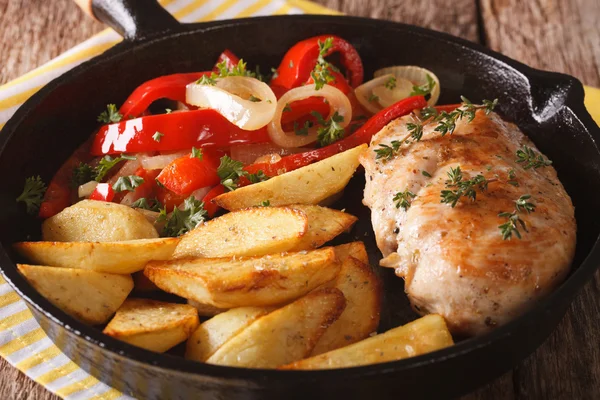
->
311, 257, 382, 355
288, 205, 357, 251
173, 207, 307, 258
281, 314, 454, 370
14, 238, 178, 274
334, 241, 369, 264
145, 247, 341, 308
213, 144, 367, 211
185, 307, 272, 362
207, 288, 346, 368
187, 300, 228, 317
42, 200, 159, 242
103, 298, 199, 353
17, 264, 133, 325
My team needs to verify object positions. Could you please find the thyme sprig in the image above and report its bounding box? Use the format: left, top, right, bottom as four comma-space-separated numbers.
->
393, 189, 416, 211
440, 166, 492, 207
498, 195, 536, 240
515, 145, 552, 169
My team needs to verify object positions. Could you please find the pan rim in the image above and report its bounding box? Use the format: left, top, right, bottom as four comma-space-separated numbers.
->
0, 14, 599, 384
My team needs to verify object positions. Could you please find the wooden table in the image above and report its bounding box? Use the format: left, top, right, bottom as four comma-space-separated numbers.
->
1, 0, 598, 398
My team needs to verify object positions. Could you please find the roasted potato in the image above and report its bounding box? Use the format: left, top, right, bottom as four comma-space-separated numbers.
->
173, 207, 307, 258
14, 238, 178, 274
145, 247, 341, 308
206, 288, 346, 368
42, 200, 159, 242
187, 299, 228, 317
213, 144, 367, 211
17, 264, 133, 325
281, 314, 454, 370
333, 241, 369, 264
103, 298, 199, 353
185, 307, 272, 362
311, 256, 382, 355
288, 205, 358, 251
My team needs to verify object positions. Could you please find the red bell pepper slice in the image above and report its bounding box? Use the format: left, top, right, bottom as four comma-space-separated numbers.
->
214, 49, 240, 71
156, 150, 223, 196
91, 109, 270, 156
280, 97, 331, 126
119, 72, 210, 119
130, 168, 160, 201
156, 187, 187, 212
202, 185, 225, 217
270, 35, 364, 91
89, 183, 115, 202
245, 96, 427, 177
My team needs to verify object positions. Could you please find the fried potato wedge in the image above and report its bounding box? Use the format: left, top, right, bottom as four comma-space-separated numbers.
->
334, 241, 369, 264
185, 307, 272, 362
145, 247, 341, 308
207, 288, 346, 368
14, 238, 178, 274
42, 200, 159, 242
288, 205, 358, 251
281, 314, 454, 370
213, 144, 367, 211
187, 300, 228, 317
173, 207, 307, 258
17, 264, 133, 325
311, 257, 382, 355
103, 298, 199, 353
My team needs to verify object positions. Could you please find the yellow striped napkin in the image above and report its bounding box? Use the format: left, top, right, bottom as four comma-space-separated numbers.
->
0, 1, 598, 399
0, 2, 337, 399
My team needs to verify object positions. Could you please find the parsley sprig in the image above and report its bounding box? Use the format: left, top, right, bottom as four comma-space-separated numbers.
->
16, 176, 47, 215
440, 166, 491, 207
498, 194, 536, 240
159, 196, 208, 237
112, 175, 144, 193
95, 154, 136, 182
72, 163, 96, 187
515, 145, 552, 169
131, 197, 163, 212
97, 104, 122, 124
311, 37, 338, 90
217, 155, 268, 191
393, 189, 416, 211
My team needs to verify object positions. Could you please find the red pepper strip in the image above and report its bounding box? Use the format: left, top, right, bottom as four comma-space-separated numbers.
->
434, 104, 461, 113
119, 72, 210, 119
89, 183, 115, 202
281, 97, 331, 125
270, 35, 364, 91
214, 49, 240, 71
202, 185, 225, 217
131, 168, 160, 200
156, 150, 223, 196
39, 140, 92, 218
91, 109, 270, 156
156, 186, 187, 212
245, 96, 427, 177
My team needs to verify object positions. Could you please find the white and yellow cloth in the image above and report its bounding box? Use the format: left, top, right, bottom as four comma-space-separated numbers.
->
0, 1, 598, 399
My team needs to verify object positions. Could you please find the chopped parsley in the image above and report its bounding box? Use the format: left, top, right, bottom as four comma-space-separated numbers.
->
313, 111, 345, 146
385, 76, 397, 90
216, 155, 269, 192
95, 154, 136, 182
159, 196, 208, 237
131, 197, 163, 212
311, 37, 337, 90
72, 163, 96, 187
97, 104, 122, 124
112, 175, 144, 193
16, 176, 46, 215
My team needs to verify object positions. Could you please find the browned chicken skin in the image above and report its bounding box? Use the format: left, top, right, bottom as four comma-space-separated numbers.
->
360, 109, 576, 336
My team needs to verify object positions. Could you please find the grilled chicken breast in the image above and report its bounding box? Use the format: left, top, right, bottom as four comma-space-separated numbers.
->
360, 109, 576, 336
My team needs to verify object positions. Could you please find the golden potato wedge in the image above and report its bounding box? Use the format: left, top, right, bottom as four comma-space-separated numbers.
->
14, 238, 178, 274
334, 241, 369, 264
103, 298, 199, 353
185, 307, 272, 362
42, 200, 159, 242
145, 247, 341, 308
187, 300, 228, 317
17, 264, 133, 325
281, 314, 454, 370
288, 205, 358, 251
132, 271, 159, 292
311, 257, 382, 355
207, 288, 346, 368
173, 207, 307, 258
213, 144, 367, 211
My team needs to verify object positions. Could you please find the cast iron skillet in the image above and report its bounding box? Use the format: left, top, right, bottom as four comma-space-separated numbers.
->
1, 1, 599, 399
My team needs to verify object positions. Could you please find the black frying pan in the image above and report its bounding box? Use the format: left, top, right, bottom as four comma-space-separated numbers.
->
1, 1, 599, 399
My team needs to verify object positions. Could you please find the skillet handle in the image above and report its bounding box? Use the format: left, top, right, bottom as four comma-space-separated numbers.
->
73, 0, 180, 40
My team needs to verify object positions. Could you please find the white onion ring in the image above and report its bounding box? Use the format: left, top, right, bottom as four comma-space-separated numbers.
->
186, 76, 277, 131
268, 85, 352, 148
78, 181, 98, 198
354, 74, 395, 114
139, 151, 188, 170
374, 66, 441, 106
371, 78, 414, 108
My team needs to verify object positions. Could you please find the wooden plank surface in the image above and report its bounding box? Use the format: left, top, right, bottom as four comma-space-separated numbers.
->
0, 0, 598, 399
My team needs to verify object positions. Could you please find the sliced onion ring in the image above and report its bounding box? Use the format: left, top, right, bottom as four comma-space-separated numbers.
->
371, 78, 414, 108
186, 76, 276, 131
354, 74, 395, 114
268, 85, 352, 148
139, 151, 188, 170
374, 66, 440, 106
